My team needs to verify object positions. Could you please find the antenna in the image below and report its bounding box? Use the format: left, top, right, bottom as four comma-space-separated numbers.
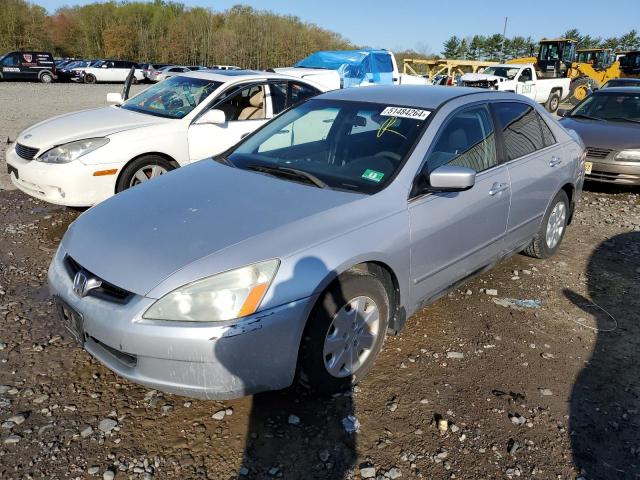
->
501, 17, 508, 61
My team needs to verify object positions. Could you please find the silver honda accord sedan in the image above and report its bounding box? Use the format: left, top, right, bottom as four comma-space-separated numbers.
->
49, 86, 585, 399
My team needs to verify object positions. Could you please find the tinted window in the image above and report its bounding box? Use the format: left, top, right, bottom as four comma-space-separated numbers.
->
271, 82, 321, 116
426, 104, 497, 173
1, 54, 19, 66
539, 117, 556, 147
570, 92, 640, 121
290, 82, 319, 105
492, 102, 546, 161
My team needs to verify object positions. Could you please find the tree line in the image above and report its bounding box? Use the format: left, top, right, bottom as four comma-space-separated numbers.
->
440, 29, 640, 61
0, 0, 353, 68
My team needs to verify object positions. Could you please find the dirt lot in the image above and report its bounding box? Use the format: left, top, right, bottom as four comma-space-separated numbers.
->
0, 83, 639, 480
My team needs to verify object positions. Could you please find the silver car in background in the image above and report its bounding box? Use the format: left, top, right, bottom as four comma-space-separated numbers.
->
49, 86, 585, 399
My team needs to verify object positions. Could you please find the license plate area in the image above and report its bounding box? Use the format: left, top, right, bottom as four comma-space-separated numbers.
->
584, 161, 593, 175
55, 297, 85, 346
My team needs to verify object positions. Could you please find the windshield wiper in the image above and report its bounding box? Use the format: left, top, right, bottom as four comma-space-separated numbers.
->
570, 113, 602, 121
215, 154, 235, 167
605, 116, 640, 124
247, 164, 328, 189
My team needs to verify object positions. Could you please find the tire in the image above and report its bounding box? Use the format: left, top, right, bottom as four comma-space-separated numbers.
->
545, 91, 561, 113
568, 77, 598, 106
84, 73, 96, 84
130, 76, 138, 85
298, 271, 389, 394
522, 190, 569, 259
39, 71, 53, 83
115, 155, 175, 193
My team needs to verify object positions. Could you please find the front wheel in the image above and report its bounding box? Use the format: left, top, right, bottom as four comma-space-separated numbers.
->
84, 73, 96, 84
298, 271, 389, 394
115, 155, 175, 193
522, 190, 569, 259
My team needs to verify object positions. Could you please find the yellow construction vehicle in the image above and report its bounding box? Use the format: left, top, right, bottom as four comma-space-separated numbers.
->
403, 58, 497, 84
508, 39, 630, 104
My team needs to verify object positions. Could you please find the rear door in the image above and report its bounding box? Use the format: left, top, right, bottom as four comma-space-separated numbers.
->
408, 103, 511, 305
491, 102, 563, 249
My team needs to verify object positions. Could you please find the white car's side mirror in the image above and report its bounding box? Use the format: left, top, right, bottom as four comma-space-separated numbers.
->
106, 93, 124, 105
196, 109, 226, 125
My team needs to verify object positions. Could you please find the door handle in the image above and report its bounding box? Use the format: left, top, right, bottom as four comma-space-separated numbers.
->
489, 182, 509, 196
549, 156, 562, 167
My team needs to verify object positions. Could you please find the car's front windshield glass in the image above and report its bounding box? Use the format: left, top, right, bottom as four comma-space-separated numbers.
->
483, 67, 520, 79
226, 99, 430, 194
571, 92, 640, 122
121, 76, 222, 119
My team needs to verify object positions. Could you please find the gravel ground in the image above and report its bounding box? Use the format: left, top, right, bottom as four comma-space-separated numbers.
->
0, 83, 639, 480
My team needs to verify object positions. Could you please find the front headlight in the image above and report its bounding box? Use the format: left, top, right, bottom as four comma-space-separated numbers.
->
143, 260, 280, 322
37, 138, 110, 164
614, 149, 640, 162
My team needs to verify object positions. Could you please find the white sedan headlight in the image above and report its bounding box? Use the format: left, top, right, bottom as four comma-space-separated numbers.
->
143, 260, 280, 322
615, 149, 640, 162
37, 138, 110, 164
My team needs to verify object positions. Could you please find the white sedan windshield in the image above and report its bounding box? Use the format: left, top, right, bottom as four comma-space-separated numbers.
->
122, 76, 222, 119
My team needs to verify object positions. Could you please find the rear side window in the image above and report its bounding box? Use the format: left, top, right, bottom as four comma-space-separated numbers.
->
492, 102, 550, 161
426, 104, 497, 173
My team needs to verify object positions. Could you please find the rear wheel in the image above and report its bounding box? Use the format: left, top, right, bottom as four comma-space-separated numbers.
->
545, 92, 561, 113
568, 77, 598, 106
522, 190, 569, 259
129, 76, 138, 85
84, 73, 96, 84
39, 71, 53, 83
116, 155, 175, 193
298, 271, 389, 394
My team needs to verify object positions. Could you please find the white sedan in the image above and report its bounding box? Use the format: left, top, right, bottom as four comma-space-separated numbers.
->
6, 70, 326, 206
75, 60, 145, 84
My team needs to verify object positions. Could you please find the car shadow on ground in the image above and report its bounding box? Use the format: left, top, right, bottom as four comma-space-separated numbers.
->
564, 231, 640, 479
216, 257, 358, 479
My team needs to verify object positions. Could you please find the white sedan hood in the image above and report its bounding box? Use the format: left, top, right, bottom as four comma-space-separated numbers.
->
17, 106, 170, 151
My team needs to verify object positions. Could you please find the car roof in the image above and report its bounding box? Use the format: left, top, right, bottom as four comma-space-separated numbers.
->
315, 85, 497, 109
605, 78, 640, 83
180, 69, 317, 83
595, 86, 640, 94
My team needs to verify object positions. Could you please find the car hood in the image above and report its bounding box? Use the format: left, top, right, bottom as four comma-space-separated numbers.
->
62, 161, 365, 296
17, 106, 169, 150
460, 73, 506, 83
559, 117, 640, 150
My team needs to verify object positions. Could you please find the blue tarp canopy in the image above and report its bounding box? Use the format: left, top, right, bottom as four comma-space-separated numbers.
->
295, 49, 394, 88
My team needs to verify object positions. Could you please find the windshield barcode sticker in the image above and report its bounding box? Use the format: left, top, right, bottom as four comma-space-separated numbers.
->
380, 107, 430, 120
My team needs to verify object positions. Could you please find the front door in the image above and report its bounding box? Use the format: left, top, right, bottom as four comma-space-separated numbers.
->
188, 83, 270, 162
408, 103, 511, 307
1, 53, 21, 80
515, 67, 537, 100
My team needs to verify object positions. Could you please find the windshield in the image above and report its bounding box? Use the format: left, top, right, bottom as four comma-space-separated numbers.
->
571, 92, 640, 122
121, 76, 222, 119
225, 99, 430, 194
483, 67, 520, 79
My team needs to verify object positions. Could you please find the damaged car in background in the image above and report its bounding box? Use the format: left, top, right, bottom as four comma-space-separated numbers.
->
49, 85, 584, 399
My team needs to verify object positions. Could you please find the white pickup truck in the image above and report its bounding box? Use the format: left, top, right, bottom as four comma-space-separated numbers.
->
459, 63, 570, 113
274, 49, 428, 91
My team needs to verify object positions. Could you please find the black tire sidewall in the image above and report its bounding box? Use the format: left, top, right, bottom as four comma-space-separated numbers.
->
547, 93, 560, 113
85, 74, 96, 84
116, 155, 174, 193
299, 272, 389, 394
539, 190, 570, 257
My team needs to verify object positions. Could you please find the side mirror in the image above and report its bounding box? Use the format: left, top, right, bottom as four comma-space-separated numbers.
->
428, 165, 476, 192
557, 108, 569, 118
106, 92, 124, 105
195, 109, 226, 125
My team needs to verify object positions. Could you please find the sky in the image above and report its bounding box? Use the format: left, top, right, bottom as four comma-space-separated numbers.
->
34, 0, 640, 53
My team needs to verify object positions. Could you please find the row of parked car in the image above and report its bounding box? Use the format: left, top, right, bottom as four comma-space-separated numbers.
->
4, 50, 640, 401
0, 50, 240, 83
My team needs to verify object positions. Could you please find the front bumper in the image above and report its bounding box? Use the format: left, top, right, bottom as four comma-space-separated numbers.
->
6, 144, 119, 207
48, 248, 313, 399
586, 158, 640, 185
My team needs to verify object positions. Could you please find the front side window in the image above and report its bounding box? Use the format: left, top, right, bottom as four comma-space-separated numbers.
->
121, 76, 222, 119
1, 54, 19, 67
225, 99, 430, 194
492, 102, 547, 160
215, 84, 266, 121
519, 68, 533, 82
425, 104, 497, 173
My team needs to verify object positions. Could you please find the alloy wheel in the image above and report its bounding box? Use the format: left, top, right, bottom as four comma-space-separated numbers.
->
545, 201, 566, 249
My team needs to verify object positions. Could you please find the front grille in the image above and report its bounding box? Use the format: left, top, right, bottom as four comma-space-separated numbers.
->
15, 143, 39, 161
586, 147, 613, 159
64, 255, 133, 304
